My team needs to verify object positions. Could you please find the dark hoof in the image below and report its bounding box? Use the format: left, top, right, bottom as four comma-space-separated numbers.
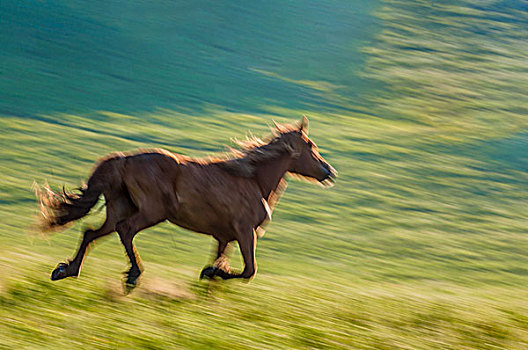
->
50, 262, 70, 281
200, 266, 232, 280
123, 274, 140, 295
215, 268, 233, 280
200, 266, 217, 280
123, 281, 137, 295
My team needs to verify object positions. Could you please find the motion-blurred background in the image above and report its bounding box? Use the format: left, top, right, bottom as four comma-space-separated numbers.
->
1, 1, 527, 348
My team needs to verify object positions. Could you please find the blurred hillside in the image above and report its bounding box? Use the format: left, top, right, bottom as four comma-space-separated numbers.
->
0, 0, 376, 117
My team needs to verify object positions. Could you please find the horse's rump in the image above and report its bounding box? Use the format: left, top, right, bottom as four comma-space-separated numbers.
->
36, 153, 127, 231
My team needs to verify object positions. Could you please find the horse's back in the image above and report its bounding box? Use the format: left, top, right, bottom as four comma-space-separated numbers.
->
117, 150, 182, 216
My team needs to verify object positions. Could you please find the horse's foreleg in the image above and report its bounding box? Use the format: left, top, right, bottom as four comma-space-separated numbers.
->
202, 230, 257, 280
214, 240, 230, 271
200, 239, 231, 279
237, 229, 257, 279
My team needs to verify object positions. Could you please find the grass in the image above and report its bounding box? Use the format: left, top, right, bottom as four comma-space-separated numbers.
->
1, 0, 528, 349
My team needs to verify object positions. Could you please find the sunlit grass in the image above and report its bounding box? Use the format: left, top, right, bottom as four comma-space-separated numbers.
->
1, 104, 528, 348
1, 0, 528, 348
361, 0, 528, 140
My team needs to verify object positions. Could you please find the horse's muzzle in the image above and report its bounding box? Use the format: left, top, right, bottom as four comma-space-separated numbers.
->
320, 164, 337, 187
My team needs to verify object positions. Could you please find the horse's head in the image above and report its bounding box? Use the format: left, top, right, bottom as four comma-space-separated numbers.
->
281, 116, 337, 186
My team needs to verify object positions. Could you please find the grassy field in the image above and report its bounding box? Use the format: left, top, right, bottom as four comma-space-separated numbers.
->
1, 0, 528, 349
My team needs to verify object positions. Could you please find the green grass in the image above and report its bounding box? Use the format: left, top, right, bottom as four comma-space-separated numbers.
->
1, 0, 528, 349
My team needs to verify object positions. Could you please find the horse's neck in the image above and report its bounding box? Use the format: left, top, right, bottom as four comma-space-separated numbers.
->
255, 153, 291, 200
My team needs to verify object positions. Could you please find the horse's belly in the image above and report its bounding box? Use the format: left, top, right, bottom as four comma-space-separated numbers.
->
170, 192, 259, 237
169, 204, 233, 237
170, 184, 237, 235
170, 165, 265, 236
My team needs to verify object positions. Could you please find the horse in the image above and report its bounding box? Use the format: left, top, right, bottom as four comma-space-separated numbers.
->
36, 116, 336, 292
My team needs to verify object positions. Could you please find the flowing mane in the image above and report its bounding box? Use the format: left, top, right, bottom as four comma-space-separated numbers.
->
218, 122, 301, 177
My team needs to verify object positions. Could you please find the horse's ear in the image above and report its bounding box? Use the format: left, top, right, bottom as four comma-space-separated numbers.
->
299, 115, 309, 134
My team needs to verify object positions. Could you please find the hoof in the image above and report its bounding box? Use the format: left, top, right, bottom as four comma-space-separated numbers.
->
215, 269, 232, 280
123, 281, 137, 295
200, 266, 232, 280
200, 266, 217, 280
123, 274, 140, 295
50, 262, 71, 281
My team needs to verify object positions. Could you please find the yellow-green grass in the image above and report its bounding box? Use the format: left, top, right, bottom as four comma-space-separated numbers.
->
1, 0, 528, 348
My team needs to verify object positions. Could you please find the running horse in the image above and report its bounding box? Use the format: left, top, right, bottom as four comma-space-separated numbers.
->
36, 116, 336, 292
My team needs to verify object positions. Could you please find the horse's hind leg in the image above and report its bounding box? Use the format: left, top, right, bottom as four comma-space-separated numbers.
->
50, 195, 134, 281
51, 221, 116, 281
116, 212, 164, 293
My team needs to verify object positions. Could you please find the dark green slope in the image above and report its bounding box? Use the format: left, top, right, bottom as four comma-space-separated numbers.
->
0, 0, 378, 117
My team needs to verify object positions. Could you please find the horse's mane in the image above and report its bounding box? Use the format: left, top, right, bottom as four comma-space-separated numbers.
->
89, 122, 301, 179
218, 123, 300, 178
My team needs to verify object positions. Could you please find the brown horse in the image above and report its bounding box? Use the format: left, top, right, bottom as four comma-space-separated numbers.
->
36, 116, 336, 292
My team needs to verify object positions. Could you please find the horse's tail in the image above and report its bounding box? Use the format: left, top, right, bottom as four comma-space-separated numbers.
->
35, 154, 125, 232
